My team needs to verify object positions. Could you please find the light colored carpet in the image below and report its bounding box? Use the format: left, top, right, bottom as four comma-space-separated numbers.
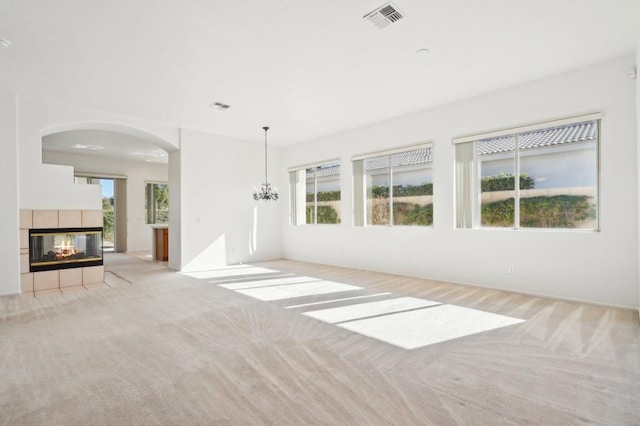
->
1, 253, 639, 425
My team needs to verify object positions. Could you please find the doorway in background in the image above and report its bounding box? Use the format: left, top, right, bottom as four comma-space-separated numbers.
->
74, 175, 127, 252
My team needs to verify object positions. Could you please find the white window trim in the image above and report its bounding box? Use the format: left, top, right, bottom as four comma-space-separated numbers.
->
289, 159, 342, 226
145, 181, 169, 225
353, 142, 434, 228
454, 113, 601, 231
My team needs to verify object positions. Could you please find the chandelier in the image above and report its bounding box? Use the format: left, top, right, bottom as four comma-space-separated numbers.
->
253, 126, 278, 201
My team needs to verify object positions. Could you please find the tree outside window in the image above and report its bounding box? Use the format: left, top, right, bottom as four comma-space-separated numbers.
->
146, 183, 169, 224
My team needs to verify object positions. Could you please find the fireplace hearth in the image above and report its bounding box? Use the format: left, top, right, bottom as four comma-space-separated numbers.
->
29, 227, 103, 272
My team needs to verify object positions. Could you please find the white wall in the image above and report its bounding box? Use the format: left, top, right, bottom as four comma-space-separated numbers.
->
42, 151, 169, 252
0, 90, 20, 296
177, 128, 282, 271
282, 55, 639, 309
19, 99, 101, 211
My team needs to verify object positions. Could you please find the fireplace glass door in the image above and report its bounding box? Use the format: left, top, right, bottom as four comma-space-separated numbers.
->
29, 227, 104, 272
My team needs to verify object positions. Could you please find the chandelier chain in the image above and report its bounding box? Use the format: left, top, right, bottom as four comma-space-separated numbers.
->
264, 126, 268, 184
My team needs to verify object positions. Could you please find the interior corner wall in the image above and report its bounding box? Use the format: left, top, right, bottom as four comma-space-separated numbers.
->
281, 55, 639, 309
0, 90, 20, 296
42, 151, 169, 252
175, 129, 282, 272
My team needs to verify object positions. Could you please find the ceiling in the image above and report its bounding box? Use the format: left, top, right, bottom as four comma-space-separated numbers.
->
1, 0, 638, 147
43, 130, 169, 164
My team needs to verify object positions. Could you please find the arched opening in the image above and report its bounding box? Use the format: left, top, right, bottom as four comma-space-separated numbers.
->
40, 123, 174, 257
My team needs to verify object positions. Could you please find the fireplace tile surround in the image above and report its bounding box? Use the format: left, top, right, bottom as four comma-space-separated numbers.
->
20, 209, 105, 297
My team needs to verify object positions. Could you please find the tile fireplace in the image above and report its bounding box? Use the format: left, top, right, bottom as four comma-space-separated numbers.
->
20, 209, 105, 295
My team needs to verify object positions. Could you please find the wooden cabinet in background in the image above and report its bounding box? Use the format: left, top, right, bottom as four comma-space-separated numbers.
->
154, 227, 168, 261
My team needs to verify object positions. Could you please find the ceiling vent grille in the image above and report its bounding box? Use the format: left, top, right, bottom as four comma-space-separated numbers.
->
210, 101, 231, 110
364, 2, 404, 29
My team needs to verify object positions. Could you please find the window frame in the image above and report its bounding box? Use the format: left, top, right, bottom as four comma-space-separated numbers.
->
453, 113, 601, 231
288, 159, 341, 226
352, 142, 434, 228
145, 181, 169, 225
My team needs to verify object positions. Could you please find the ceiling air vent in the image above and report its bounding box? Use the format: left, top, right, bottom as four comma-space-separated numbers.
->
364, 2, 404, 29
210, 101, 231, 110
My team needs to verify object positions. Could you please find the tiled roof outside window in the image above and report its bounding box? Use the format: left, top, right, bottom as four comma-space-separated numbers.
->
477, 121, 596, 155
306, 164, 340, 179
365, 147, 432, 172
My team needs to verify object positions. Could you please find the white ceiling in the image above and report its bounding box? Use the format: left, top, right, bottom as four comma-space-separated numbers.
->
1, 0, 638, 147
43, 130, 169, 164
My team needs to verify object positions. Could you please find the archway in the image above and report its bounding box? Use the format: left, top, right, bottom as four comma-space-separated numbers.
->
40, 123, 175, 256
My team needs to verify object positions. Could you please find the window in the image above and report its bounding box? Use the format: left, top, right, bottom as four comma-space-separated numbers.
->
455, 114, 599, 230
289, 162, 341, 225
145, 182, 169, 224
353, 145, 433, 227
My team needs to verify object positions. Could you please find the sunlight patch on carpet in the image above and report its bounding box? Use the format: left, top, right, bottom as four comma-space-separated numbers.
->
334, 304, 525, 349
220, 276, 321, 290
234, 280, 363, 301
304, 297, 440, 323
285, 293, 392, 309
182, 266, 279, 280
